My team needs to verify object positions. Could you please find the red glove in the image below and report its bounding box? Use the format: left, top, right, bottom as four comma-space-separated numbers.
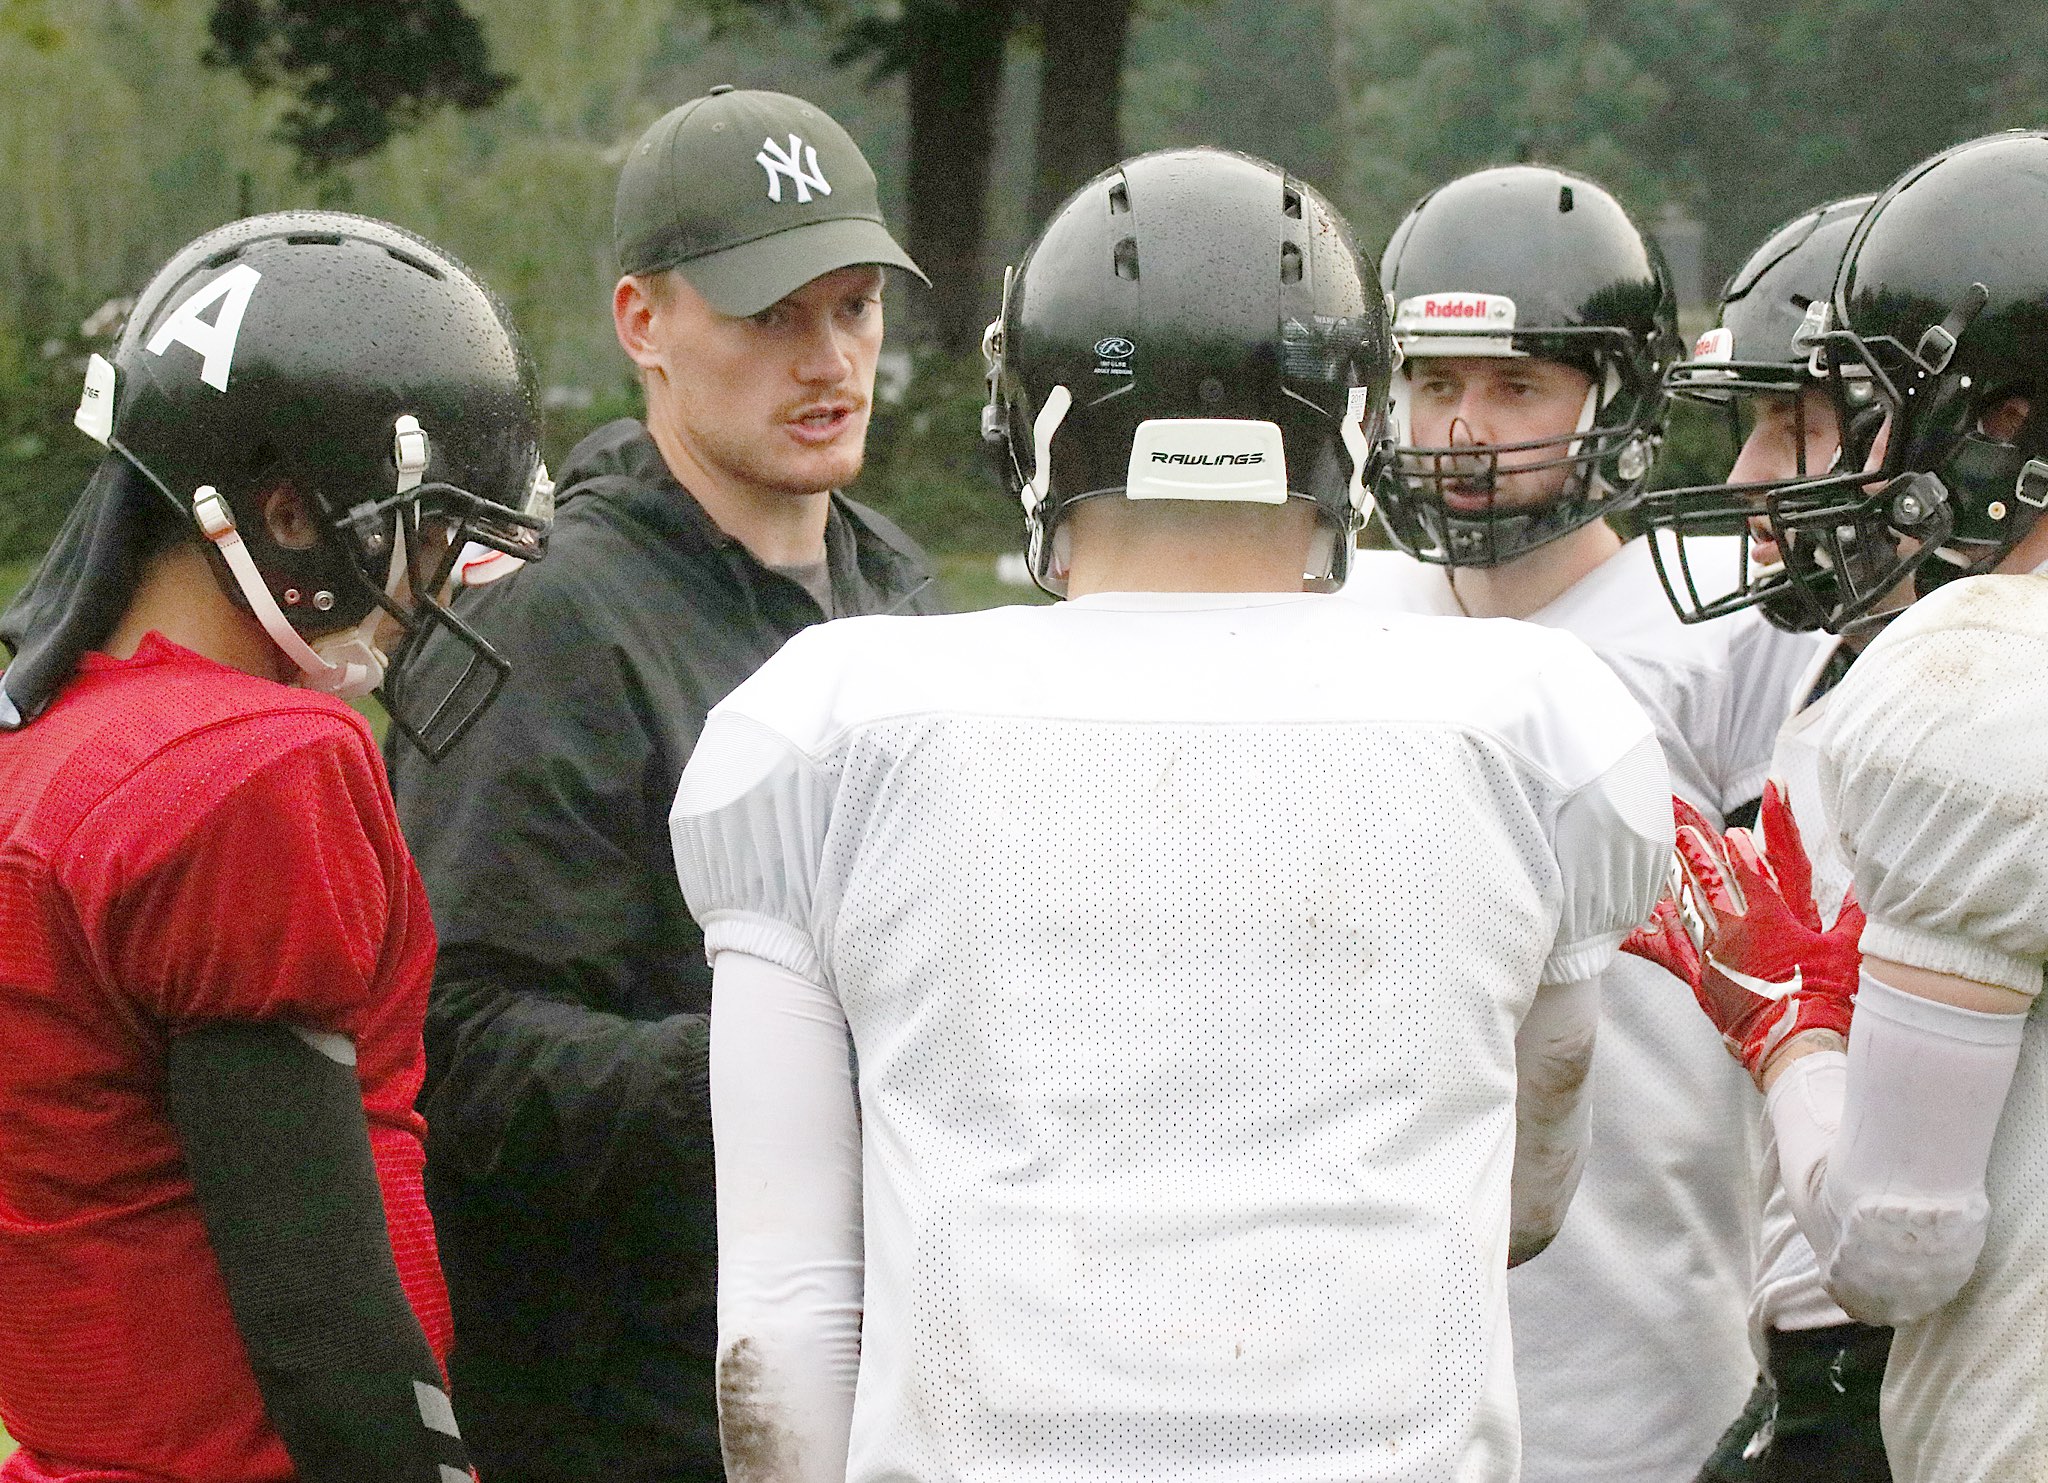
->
1621, 876, 1703, 990
1669, 782, 1865, 1079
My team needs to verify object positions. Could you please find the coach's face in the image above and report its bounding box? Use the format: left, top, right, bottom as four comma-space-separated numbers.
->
621, 264, 884, 504
1404, 355, 1594, 511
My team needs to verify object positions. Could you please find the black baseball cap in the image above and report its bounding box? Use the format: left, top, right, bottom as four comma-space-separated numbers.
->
614, 86, 926, 316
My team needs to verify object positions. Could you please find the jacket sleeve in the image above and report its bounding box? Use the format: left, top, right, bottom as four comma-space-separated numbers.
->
388, 562, 713, 1214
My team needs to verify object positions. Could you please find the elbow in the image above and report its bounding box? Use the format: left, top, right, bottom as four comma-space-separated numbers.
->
718, 1335, 801, 1483
1822, 1192, 1990, 1326
1507, 1223, 1560, 1268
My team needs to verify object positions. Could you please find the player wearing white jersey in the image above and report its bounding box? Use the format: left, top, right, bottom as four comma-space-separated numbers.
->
671, 147, 1672, 1483
1640, 132, 2048, 1483
1641, 192, 1893, 1481
1352, 165, 1820, 1483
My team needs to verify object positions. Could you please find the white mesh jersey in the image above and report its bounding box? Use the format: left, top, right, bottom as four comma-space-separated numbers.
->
674, 591, 1671, 1483
1811, 574, 2048, 1483
1343, 540, 1824, 1483
1753, 639, 1861, 1340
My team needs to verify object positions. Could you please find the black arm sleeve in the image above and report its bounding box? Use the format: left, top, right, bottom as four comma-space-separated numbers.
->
166, 1022, 470, 1483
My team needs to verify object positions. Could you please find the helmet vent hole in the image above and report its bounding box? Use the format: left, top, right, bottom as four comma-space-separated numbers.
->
1280, 242, 1303, 283
1558, 185, 1575, 213
1282, 185, 1303, 220
1108, 181, 1131, 215
284, 233, 345, 247
1113, 237, 1140, 281
385, 245, 447, 280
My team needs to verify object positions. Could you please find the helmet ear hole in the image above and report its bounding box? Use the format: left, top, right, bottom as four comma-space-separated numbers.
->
260, 484, 320, 551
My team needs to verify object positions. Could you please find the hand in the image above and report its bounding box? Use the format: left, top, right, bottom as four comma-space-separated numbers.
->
1621, 877, 1702, 991
1671, 782, 1864, 1081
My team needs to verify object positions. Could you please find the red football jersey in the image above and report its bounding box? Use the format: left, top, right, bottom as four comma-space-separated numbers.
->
0, 634, 451, 1482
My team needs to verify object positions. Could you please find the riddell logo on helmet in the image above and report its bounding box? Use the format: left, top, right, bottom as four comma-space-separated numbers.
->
1151, 451, 1265, 466
1393, 293, 1517, 334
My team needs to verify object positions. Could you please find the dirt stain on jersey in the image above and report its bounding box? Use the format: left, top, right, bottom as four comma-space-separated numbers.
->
719, 1337, 796, 1482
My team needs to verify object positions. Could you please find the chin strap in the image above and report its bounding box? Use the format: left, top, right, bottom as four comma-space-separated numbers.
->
192, 486, 385, 698
190, 416, 434, 700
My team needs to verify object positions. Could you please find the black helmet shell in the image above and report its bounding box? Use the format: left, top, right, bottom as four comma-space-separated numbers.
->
988, 147, 1394, 592
104, 210, 541, 631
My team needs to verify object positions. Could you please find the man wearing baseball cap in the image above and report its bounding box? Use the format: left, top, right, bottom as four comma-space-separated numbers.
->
386, 86, 944, 1483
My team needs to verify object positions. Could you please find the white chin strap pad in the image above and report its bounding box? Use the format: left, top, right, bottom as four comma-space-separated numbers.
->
1021, 385, 1073, 519
1342, 386, 1374, 522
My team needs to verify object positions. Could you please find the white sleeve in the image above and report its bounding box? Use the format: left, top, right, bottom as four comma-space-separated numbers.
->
1715, 614, 1826, 814
1545, 729, 1673, 985
1817, 582, 2048, 993
1767, 971, 2025, 1325
1509, 975, 1600, 1264
711, 949, 863, 1482
671, 710, 835, 978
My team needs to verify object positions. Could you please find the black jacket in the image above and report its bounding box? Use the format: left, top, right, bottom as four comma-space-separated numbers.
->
387, 420, 943, 1481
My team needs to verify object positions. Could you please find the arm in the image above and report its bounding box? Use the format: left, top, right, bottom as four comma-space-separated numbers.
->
418, 951, 710, 1206
1509, 976, 1600, 1265
389, 572, 715, 1212
710, 951, 863, 1483
167, 1022, 470, 1483
1765, 959, 2028, 1324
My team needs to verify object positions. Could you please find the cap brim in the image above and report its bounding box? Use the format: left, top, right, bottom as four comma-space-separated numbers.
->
675, 217, 927, 318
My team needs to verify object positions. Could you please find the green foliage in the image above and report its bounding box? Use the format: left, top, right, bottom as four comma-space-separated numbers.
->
0, 276, 108, 563
852, 349, 1022, 555
1331, 0, 2048, 285
204, 0, 513, 174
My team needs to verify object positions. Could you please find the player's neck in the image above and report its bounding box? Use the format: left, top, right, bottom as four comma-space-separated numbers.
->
1446, 520, 1622, 619
106, 542, 294, 682
1063, 499, 1316, 595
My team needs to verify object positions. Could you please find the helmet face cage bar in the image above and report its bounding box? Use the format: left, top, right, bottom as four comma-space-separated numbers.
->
1378, 325, 1659, 569
1643, 371, 1836, 628
1737, 315, 2001, 634
327, 466, 548, 760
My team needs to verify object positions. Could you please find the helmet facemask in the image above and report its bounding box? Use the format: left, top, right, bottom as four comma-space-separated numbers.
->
1747, 288, 2048, 634
1379, 329, 1661, 569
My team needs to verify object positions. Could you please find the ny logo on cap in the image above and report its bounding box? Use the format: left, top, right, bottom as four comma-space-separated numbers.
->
757, 134, 832, 204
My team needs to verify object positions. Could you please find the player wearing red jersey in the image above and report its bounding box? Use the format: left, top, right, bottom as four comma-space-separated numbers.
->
0, 212, 549, 1482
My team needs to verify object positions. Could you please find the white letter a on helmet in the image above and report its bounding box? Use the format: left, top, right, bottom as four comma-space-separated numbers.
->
146, 262, 262, 392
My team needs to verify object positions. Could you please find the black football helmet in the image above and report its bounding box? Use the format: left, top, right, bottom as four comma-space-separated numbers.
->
1708, 132, 2048, 634
983, 146, 1394, 595
1375, 165, 1680, 567
1641, 194, 1876, 628
55, 211, 548, 756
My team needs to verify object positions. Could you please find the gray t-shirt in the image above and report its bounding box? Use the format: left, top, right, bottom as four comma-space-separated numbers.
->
770, 556, 834, 619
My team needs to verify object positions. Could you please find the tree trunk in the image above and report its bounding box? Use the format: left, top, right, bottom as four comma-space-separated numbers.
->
902, 0, 1017, 352
1028, 0, 1131, 228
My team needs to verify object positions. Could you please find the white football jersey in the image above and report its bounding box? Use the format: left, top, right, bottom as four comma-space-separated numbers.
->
674, 592, 1670, 1483
1812, 574, 2048, 1483
1752, 638, 1861, 1341
1343, 539, 1824, 1483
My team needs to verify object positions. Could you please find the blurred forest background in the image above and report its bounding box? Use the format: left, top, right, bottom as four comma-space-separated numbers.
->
6, 0, 2048, 592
